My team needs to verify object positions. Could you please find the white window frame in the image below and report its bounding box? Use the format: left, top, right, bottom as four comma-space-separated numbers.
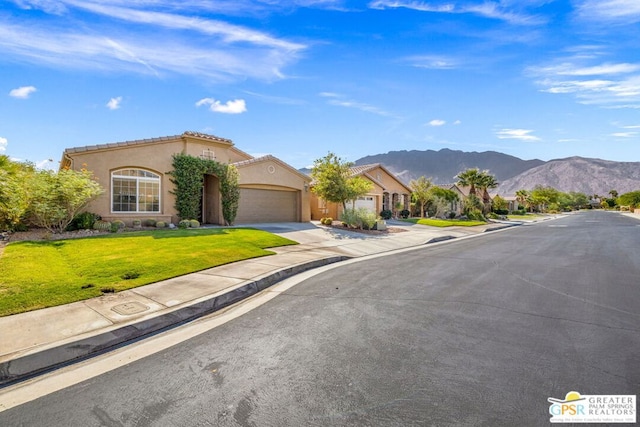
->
111, 168, 161, 213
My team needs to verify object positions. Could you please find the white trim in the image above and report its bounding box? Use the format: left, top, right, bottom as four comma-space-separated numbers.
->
111, 168, 161, 214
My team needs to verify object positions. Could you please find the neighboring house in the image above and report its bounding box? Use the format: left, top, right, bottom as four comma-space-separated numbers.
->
501, 195, 519, 212
60, 131, 311, 225
437, 184, 464, 216
438, 184, 492, 216
309, 163, 412, 220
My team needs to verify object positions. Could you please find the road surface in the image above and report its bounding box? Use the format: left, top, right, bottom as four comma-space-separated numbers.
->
1, 210, 638, 426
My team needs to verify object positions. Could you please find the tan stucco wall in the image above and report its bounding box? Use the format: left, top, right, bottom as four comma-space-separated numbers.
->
237, 158, 311, 222
309, 165, 411, 220
64, 135, 309, 225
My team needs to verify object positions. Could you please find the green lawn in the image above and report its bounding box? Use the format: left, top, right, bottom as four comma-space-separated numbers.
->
401, 218, 486, 227
506, 214, 547, 221
0, 228, 297, 316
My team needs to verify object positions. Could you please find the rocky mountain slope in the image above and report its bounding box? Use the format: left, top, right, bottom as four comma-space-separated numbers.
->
496, 157, 640, 196
354, 149, 544, 184
348, 149, 640, 196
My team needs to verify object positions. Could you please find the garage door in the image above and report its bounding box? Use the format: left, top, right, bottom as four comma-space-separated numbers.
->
353, 196, 376, 212
235, 188, 298, 224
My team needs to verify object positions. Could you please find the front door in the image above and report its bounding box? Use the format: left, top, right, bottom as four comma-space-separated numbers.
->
202, 174, 220, 225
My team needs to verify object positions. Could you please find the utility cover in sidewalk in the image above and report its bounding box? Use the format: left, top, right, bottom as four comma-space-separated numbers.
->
112, 301, 149, 316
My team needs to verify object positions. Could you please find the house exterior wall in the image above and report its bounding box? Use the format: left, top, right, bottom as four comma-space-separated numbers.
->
236, 158, 311, 222
309, 165, 410, 220
62, 134, 308, 225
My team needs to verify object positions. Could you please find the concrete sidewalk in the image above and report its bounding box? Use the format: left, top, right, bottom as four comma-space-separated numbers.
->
0, 219, 521, 385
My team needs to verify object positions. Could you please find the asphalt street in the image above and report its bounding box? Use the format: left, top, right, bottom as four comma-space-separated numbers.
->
1, 210, 639, 426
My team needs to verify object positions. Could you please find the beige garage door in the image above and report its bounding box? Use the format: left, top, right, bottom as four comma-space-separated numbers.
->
235, 188, 298, 223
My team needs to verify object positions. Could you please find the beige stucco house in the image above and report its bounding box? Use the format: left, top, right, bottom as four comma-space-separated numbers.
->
61, 131, 311, 225
309, 163, 412, 220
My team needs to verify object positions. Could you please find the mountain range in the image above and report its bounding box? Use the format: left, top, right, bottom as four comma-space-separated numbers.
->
352, 149, 640, 196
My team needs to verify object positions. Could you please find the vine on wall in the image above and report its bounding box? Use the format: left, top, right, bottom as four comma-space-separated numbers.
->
169, 154, 240, 225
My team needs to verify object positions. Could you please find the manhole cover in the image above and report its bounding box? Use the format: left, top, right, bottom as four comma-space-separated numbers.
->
111, 301, 149, 316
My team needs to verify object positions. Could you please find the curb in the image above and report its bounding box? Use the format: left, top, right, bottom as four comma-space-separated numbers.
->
0, 255, 349, 387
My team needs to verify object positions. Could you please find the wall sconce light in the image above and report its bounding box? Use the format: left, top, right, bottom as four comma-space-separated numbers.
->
304, 183, 309, 192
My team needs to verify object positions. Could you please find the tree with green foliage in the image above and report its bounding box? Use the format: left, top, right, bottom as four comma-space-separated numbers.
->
221, 165, 240, 225
455, 168, 497, 215
310, 152, 373, 210
492, 194, 507, 212
455, 168, 484, 197
0, 156, 35, 231
170, 154, 240, 225
530, 185, 561, 212
409, 176, 433, 217
28, 168, 104, 233
617, 190, 640, 208
515, 189, 531, 212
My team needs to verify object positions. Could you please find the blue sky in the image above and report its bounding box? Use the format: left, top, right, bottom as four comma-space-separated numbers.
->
2, 0, 640, 169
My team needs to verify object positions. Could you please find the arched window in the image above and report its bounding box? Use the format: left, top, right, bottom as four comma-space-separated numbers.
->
112, 169, 160, 213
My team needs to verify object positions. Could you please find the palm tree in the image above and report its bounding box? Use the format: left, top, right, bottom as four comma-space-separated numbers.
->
454, 168, 484, 197
515, 189, 530, 212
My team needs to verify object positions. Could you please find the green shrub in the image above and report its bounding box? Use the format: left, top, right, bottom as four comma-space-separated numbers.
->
321, 217, 333, 225
145, 219, 157, 227
66, 211, 100, 231
189, 219, 200, 228
341, 208, 376, 229
448, 212, 456, 219
132, 219, 142, 228
400, 209, 410, 219
379, 209, 392, 220
178, 219, 190, 229
493, 209, 509, 215
112, 220, 125, 230
156, 221, 166, 228
465, 209, 486, 221
92, 220, 112, 231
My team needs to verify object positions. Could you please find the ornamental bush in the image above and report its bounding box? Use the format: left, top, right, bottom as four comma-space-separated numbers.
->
66, 211, 100, 231
156, 221, 166, 228
189, 219, 200, 228
112, 220, 125, 230
379, 209, 392, 220
178, 219, 190, 229
28, 168, 104, 233
92, 220, 112, 231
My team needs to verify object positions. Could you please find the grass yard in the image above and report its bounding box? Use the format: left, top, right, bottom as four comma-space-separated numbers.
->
0, 228, 297, 316
506, 214, 547, 221
401, 218, 486, 227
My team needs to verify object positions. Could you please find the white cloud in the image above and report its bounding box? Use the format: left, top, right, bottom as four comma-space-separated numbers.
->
368, 0, 545, 25
106, 96, 122, 110
0, 2, 306, 82
611, 132, 637, 137
0, 137, 7, 152
196, 98, 247, 114
404, 55, 458, 70
576, 0, 640, 23
428, 119, 446, 126
453, 120, 462, 125
319, 92, 395, 117
496, 128, 540, 141
529, 58, 640, 108
9, 85, 37, 99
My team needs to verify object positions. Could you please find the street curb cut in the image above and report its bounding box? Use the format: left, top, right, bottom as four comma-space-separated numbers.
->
0, 255, 350, 387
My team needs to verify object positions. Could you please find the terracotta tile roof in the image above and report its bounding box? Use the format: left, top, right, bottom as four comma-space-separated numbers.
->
349, 163, 380, 176
232, 154, 276, 167
64, 131, 232, 154
233, 155, 312, 181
